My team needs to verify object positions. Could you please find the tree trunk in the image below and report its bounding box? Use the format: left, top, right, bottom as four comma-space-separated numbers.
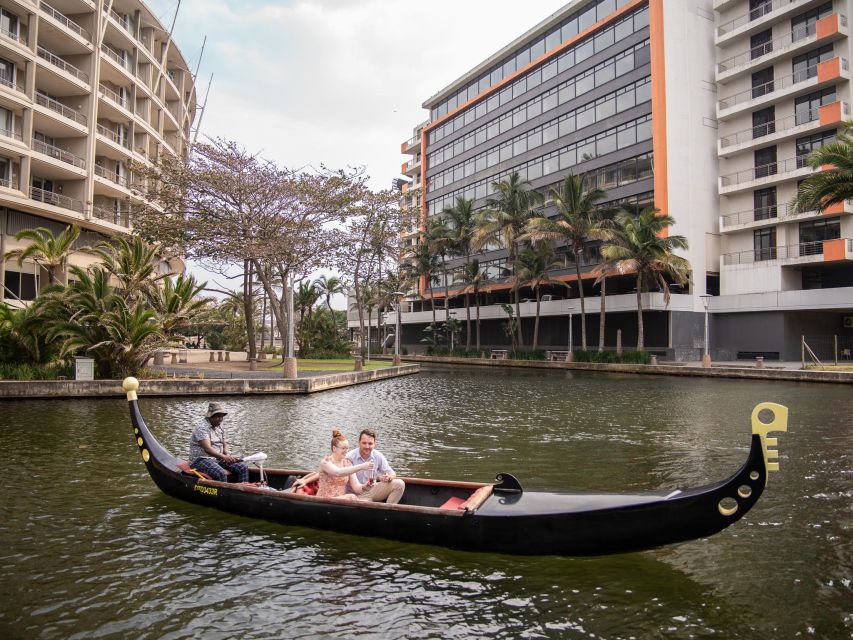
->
575, 249, 586, 350
251, 260, 289, 361
441, 255, 449, 345
475, 289, 481, 351
465, 292, 471, 349
260, 290, 267, 351
636, 274, 644, 351
243, 260, 257, 360
429, 278, 437, 345
598, 274, 606, 353
533, 286, 540, 350
354, 276, 366, 358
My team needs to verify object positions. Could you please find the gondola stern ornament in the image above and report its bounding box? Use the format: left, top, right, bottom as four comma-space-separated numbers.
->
123, 376, 139, 401
751, 402, 788, 477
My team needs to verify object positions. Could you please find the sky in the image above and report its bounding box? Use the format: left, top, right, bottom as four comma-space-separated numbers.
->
144, 0, 572, 304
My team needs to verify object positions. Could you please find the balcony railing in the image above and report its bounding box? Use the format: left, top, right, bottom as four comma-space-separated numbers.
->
404, 158, 421, 172
717, 19, 844, 74
106, 8, 133, 34
31, 137, 86, 169
94, 164, 130, 187
721, 203, 788, 228
0, 176, 18, 189
0, 24, 25, 45
37, 46, 90, 84
39, 1, 91, 41
92, 205, 131, 227
0, 127, 23, 142
718, 60, 847, 111
722, 239, 853, 264
0, 72, 24, 93
96, 123, 131, 148
98, 83, 129, 110
34, 91, 88, 126
29, 186, 83, 213
719, 108, 824, 148
717, 0, 804, 36
101, 44, 132, 72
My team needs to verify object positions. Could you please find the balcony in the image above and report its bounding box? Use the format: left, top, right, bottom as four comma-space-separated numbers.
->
92, 205, 131, 228
719, 200, 853, 232
402, 157, 421, 176
39, 1, 91, 42
716, 0, 822, 44
98, 83, 130, 111
718, 102, 847, 156
29, 186, 83, 213
31, 137, 86, 169
717, 58, 849, 121
720, 155, 816, 194
101, 44, 133, 74
401, 134, 422, 155
34, 92, 88, 127
96, 123, 131, 150
0, 24, 26, 47
105, 7, 133, 36
37, 46, 90, 85
94, 163, 130, 188
722, 239, 853, 265
716, 15, 847, 84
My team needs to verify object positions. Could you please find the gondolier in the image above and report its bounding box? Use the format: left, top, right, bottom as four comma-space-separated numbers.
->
189, 402, 249, 483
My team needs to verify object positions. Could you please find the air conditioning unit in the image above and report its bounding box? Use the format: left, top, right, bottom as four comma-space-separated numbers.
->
843, 316, 853, 329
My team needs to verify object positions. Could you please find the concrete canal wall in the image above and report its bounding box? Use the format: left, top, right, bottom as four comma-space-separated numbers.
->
0, 365, 420, 400
400, 355, 853, 384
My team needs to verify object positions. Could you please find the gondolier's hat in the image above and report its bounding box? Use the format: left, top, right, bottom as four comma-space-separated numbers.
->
205, 402, 228, 418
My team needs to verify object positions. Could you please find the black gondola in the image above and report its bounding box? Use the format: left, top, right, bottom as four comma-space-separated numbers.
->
122, 377, 788, 556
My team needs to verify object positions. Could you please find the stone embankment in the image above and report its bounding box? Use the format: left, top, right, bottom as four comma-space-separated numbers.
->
0, 365, 420, 399
399, 355, 853, 384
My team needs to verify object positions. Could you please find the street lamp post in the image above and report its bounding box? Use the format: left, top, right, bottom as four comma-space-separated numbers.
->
391, 291, 405, 366
448, 309, 457, 352
700, 294, 712, 368
283, 275, 298, 378
566, 311, 574, 362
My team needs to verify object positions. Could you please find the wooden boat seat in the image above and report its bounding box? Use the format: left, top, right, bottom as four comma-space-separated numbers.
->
439, 485, 493, 512
176, 460, 231, 480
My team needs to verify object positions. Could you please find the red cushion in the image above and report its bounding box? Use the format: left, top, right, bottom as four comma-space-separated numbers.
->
440, 496, 467, 510
295, 480, 318, 496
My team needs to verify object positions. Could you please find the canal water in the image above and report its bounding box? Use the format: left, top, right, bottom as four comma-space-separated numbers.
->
1, 368, 851, 639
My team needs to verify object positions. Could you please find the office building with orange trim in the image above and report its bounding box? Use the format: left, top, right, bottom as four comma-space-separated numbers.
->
0, 0, 196, 305
388, 0, 853, 361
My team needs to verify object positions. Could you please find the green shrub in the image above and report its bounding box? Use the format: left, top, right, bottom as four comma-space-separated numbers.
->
303, 349, 352, 359
512, 349, 547, 361
572, 350, 651, 364
0, 362, 74, 380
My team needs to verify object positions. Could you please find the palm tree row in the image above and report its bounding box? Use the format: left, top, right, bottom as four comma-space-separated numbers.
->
408, 170, 690, 352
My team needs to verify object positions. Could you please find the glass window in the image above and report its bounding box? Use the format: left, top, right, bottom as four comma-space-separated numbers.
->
595, 63, 616, 86
453, 165, 464, 182
575, 40, 593, 63
577, 140, 596, 162
475, 102, 487, 119
617, 126, 637, 148
475, 129, 487, 145
499, 88, 513, 106
546, 29, 561, 51
615, 53, 634, 76
576, 108, 595, 130
560, 148, 576, 169
513, 138, 527, 156
543, 123, 558, 143
619, 158, 637, 183
615, 17, 632, 42
751, 67, 774, 99
516, 48, 531, 69
527, 100, 542, 119
479, 76, 490, 93
750, 30, 772, 60
512, 78, 527, 99
487, 120, 500, 139
503, 58, 516, 77
558, 84, 574, 104
594, 28, 615, 53
0, 9, 19, 37
576, 73, 594, 96
487, 149, 499, 166
542, 62, 557, 82
795, 87, 835, 124
633, 7, 649, 29
636, 119, 652, 141
635, 78, 651, 103
597, 132, 616, 156
800, 216, 840, 244
527, 69, 542, 89
753, 187, 777, 220
617, 88, 636, 111
528, 160, 543, 180
791, 3, 832, 42
528, 129, 542, 149
543, 91, 559, 112
475, 156, 487, 173
752, 106, 776, 139
530, 37, 545, 59
499, 116, 512, 134
754, 228, 777, 261
578, 6, 596, 31
637, 154, 653, 179
792, 44, 833, 82
464, 110, 475, 126
512, 109, 526, 128
562, 18, 578, 42
543, 154, 559, 175
559, 117, 575, 137
500, 144, 512, 162
558, 51, 575, 74
596, 97, 616, 120
754, 146, 777, 177
598, 0, 617, 20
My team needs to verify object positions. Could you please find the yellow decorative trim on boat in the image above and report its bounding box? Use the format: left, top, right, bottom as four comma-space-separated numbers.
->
122, 377, 139, 401
751, 402, 788, 474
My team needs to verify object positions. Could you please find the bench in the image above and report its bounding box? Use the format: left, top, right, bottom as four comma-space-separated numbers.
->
546, 350, 570, 362
490, 349, 508, 360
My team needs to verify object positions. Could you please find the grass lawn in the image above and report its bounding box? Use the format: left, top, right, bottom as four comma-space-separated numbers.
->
267, 358, 392, 371
804, 364, 853, 371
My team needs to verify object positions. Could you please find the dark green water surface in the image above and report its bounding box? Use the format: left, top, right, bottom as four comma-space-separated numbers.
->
1, 367, 851, 639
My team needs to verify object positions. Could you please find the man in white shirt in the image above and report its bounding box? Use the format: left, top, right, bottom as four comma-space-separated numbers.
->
346, 429, 405, 504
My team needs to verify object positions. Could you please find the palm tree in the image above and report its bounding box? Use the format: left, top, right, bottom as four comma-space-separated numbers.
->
601, 209, 690, 351
510, 245, 566, 350
524, 173, 614, 350
4, 224, 81, 288
146, 274, 207, 335
457, 259, 484, 351
593, 259, 616, 353
792, 120, 853, 213
295, 279, 320, 323
426, 215, 453, 344
314, 275, 345, 316
404, 241, 441, 344
443, 197, 477, 347
474, 171, 544, 347
88, 234, 166, 303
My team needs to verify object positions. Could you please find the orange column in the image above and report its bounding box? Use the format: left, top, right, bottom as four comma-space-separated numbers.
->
649, 0, 668, 236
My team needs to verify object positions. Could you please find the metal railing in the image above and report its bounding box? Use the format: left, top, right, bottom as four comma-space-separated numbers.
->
717, 19, 844, 73
0, 24, 25, 44
39, 1, 91, 41
92, 205, 131, 227
0, 176, 17, 189
29, 186, 83, 213
34, 92, 88, 126
99, 83, 129, 109
96, 123, 131, 148
717, 0, 803, 36
0, 127, 23, 141
0, 72, 24, 93
101, 44, 132, 72
722, 239, 851, 264
404, 158, 421, 172
94, 163, 130, 187
720, 108, 821, 148
720, 155, 813, 187
31, 137, 86, 168
720, 203, 788, 228
37, 46, 90, 83
107, 8, 133, 34
718, 59, 847, 110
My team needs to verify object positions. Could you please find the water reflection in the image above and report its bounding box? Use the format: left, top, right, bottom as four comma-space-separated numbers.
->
1, 368, 851, 638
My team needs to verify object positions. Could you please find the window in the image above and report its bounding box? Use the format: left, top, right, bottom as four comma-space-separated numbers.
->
4, 268, 38, 301
750, 30, 772, 60
751, 67, 774, 99
749, 0, 772, 22
796, 130, 836, 166
0, 9, 18, 38
0, 106, 11, 137
754, 228, 776, 261
753, 187, 777, 220
799, 217, 840, 256
791, 3, 832, 42
754, 146, 777, 178
795, 87, 835, 125
0, 57, 15, 88
752, 107, 775, 139
792, 45, 834, 83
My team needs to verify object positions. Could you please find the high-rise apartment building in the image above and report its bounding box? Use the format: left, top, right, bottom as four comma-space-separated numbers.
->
388, 0, 853, 360
0, 0, 196, 304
